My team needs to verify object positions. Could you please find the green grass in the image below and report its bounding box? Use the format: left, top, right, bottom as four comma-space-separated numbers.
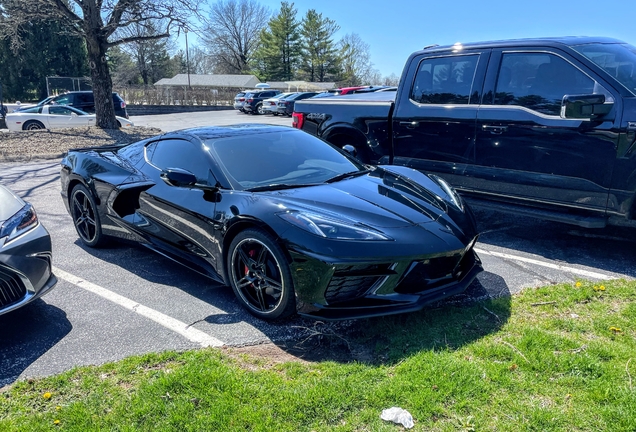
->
1, 279, 635, 431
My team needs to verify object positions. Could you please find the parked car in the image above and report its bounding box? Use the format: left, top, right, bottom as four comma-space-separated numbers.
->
242, 90, 282, 114
293, 36, 636, 229
262, 92, 295, 115
16, 91, 129, 119
5, 105, 133, 131
233, 92, 247, 112
276, 92, 318, 116
0, 184, 57, 316
60, 124, 481, 321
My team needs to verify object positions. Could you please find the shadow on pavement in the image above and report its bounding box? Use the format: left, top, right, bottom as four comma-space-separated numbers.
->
0, 301, 72, 387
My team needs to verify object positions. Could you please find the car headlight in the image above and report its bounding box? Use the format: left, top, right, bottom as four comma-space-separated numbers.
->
277, 210, 393, 241
0, 203, 39, 242
430, 175, 463, 210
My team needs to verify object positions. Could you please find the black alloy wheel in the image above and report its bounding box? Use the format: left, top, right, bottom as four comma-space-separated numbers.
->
23, 120, 45, 131
227, 229, 296, 320
70, 184, 106, 247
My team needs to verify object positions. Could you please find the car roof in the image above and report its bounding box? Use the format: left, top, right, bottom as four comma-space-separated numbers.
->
416, 36, 627, 55
164, 124, 294, 141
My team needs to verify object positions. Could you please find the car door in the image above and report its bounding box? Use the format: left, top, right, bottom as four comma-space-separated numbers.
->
472, 48, 620, 213
47, 106, 90, 128
391, 50, 490, 189
136, 138, 223, 279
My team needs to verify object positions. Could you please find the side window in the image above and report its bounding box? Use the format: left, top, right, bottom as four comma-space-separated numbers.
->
494, 52, 596, 116
146, 139, 213, 185
411, 55, 479, 104
49, 106, 73, 115
53, 95, 71, 105
76, 94, 93, 104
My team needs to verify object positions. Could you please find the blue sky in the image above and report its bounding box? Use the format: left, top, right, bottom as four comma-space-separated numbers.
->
253, 0, 636, 75
191, 0, 636, 77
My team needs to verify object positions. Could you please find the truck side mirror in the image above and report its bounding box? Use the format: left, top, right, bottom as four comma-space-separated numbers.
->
561, 94, 613, 120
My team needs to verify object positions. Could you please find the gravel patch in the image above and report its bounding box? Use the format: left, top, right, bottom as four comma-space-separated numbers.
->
0, 127, 163, 161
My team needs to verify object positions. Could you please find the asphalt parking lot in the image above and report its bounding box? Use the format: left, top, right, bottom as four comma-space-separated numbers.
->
1, 109, 635, 387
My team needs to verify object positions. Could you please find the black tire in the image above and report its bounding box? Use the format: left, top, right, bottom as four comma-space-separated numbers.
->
255, 103, 264, 115
70, 184, 107, 247
116, 120, 122, 128
23, 120, 45, 131
227, 229, 296, 320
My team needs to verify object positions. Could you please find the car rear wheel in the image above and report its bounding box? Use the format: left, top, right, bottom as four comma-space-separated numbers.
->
227, 229, 296, 320
23, 120, 45, 131
71, 184, 106, 247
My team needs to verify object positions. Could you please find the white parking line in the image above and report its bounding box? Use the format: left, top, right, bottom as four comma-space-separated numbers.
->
53, 267, 224, 347
474, 248, 614, 280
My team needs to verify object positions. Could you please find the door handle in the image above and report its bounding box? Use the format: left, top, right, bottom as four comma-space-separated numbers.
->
399, 121, 419, 129
482, 125, 508, 134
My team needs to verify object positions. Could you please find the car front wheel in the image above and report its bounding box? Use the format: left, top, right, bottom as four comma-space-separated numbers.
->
227, 229, 296, 320
256, 103, 264, 115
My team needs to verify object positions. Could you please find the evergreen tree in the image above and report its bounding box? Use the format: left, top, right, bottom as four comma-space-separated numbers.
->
299, 10, 339, 82
253, 2, 302, 81
0, 20, 88, 101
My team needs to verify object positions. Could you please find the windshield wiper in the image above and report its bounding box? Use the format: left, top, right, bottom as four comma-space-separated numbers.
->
325, 169, 372, 183
246, 183, 317, 192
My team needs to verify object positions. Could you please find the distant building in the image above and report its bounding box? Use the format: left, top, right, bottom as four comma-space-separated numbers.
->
154, 74, 261, 89
154, 75, 335, 92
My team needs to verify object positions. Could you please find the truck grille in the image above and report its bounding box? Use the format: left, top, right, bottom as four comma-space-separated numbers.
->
0, 267, 27, 309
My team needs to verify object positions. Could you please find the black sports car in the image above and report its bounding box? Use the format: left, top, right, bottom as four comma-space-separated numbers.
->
0, 184, 57, 315
60, 125, 482, 321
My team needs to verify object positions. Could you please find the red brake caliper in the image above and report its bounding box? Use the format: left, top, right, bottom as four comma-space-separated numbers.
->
244, 249, 257, 286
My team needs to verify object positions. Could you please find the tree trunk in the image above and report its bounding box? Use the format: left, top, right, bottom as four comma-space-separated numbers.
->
86, 37, 118, 129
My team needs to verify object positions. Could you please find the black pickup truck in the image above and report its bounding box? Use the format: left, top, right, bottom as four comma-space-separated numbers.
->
293, 37, 636, 229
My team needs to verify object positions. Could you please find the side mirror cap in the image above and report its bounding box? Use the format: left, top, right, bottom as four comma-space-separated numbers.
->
342, 144, 358, 158
160, 168, 197, 187
561, 94, 613, 119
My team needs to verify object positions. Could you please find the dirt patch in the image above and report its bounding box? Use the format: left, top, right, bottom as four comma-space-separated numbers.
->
0, 126, 162, 161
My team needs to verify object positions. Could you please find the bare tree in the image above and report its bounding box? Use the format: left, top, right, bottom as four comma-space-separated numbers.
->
202, 0, 269, 74
338, 33, 375, 86
0, 0, 201, 128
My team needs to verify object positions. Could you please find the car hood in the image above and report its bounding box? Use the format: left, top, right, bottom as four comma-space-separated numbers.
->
264, 166, 464, 229
0, 185, 25, 223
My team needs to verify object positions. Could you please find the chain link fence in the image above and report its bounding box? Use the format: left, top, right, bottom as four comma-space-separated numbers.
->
115, 86, 237, 106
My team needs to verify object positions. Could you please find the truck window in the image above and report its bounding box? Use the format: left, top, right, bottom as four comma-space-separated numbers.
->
494, 52, 595, 116
410, 55, 479, 104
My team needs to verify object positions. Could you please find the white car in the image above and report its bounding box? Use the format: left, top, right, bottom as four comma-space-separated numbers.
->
262, 92, 295, 115
5, 105, 134, 131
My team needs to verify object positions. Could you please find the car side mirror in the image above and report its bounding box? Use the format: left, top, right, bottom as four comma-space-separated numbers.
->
561, 94, 613, 120
160, 168, 197, 187
342, 144, 358, 158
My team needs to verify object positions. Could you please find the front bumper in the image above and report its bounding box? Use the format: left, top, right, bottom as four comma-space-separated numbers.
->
291, 242, 482, 321
0, 223, 57, 315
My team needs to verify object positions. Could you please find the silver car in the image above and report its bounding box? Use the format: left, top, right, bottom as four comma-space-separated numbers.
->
0, 184, 57, 315
262, 92, 295, 115
233, 92, 247, 112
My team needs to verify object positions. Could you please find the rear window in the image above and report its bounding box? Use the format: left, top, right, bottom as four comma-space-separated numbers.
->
410, 54, 479, 104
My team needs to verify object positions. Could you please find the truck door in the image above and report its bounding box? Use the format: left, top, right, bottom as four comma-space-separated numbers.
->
472, 48, 620, 213
391, 50, 489, 190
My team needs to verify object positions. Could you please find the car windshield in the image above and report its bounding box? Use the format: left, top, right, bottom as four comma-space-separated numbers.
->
205, 130, 363, 190
572, 43, 636, 96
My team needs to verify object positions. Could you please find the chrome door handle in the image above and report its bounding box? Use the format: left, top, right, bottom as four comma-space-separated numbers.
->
399, 121, 419, 129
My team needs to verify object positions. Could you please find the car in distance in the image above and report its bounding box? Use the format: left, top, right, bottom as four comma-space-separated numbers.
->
293, 37, 636, 229
60, 125, 481, 321
276, 92, 318, 116
233, 92, 247, 112
242, 90, 282, 115
0, 184, 57, 315
5, 105, 134, 131
16, 91, 129, 119
262, 92, 295, 115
